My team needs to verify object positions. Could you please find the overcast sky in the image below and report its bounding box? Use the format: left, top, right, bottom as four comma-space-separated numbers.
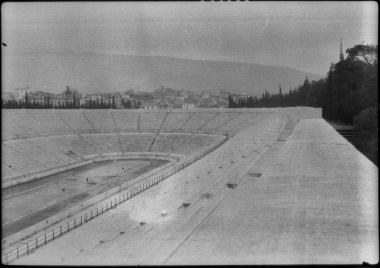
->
2, 1, 378, 74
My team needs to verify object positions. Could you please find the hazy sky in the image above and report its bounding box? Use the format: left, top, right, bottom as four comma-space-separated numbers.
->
2, 1, 378, 74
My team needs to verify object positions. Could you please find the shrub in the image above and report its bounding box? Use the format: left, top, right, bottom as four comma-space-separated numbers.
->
353, 107, 378, 165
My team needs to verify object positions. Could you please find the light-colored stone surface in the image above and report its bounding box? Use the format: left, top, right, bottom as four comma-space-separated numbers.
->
12, 113, 377, 265
167, 119, 378, 264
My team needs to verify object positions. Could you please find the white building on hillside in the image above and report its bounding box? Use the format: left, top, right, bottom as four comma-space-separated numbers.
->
15, 87, 29, 101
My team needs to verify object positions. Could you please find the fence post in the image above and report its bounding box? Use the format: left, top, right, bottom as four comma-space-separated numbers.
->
74, 218, 76, 228
53, 229, 55, 240
67, 222, 69, 232
26, 242, 29, 255
44, 233, 47, 244
60, 225, 62, 235
36, 236, 38, 249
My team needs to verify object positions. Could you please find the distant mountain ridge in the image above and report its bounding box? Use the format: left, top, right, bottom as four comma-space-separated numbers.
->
2, 50, 323, 96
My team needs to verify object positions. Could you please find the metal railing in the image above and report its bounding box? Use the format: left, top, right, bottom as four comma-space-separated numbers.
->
2, 165, 172, 264
1, 138, 225, 264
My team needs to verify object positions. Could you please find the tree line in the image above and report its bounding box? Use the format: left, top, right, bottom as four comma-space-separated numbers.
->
229, 43, 377, 164
229, 43, 377, 125
228, 77, 323, 109
2, 93, 140, 109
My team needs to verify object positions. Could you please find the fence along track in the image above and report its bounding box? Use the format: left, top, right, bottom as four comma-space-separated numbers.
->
1, 136, 226, 265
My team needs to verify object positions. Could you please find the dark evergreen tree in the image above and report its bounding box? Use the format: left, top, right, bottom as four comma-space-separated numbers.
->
112, 96, 116, 109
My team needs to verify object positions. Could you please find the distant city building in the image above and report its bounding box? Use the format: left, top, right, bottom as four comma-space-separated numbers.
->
28, 93, 46, 102
142, 102, 156, 109
15, 87, 29, 101
171, 98, 184, 109
115, 100, 123, 109
218, 90, 230, 99
4, 86, 231, 109
121, 94, 132, 100
183, 96, 198, 109
2, 92, 16, 101
182, 103, 196, 109
231, 94, 251, 102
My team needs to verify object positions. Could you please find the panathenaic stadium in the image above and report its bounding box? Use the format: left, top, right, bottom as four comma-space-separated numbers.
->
1, 108, 378, 265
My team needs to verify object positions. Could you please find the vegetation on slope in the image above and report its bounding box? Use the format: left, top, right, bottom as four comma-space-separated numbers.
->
229, 44, 378, 165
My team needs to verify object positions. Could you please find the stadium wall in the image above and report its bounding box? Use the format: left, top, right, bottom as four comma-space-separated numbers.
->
2, 133, 228, 249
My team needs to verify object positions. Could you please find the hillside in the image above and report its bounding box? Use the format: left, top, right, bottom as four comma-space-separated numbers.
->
2, 51, 322, 96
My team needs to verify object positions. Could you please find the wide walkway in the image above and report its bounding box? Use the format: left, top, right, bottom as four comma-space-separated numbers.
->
14, 117, 378, 264
166, 119, 378, 264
